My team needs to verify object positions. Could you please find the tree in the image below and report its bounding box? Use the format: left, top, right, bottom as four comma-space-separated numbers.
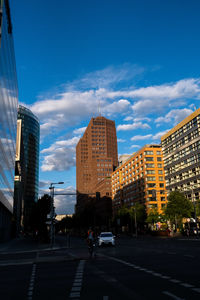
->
146, 208, 160, 226
165, 191, 193, 230
129, 203, 147, 234
30, 194, 51, 241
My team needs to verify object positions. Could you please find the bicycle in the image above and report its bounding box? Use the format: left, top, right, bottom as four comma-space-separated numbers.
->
88, 239, 96, 258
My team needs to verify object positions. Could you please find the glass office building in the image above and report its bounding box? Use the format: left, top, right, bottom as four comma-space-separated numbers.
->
17, 105, 40, 231
0, 0, 18, 240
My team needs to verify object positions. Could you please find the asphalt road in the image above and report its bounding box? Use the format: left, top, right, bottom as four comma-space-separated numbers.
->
0, 235, 200, 299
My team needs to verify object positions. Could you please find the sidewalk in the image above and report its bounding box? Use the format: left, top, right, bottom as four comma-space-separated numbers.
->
0, 235, 68, 254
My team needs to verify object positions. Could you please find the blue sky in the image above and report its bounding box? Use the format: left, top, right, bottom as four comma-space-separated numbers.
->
10, 0, 200, 214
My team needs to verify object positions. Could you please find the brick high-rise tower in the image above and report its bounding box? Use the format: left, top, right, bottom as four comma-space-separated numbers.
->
76, 116, 118, 211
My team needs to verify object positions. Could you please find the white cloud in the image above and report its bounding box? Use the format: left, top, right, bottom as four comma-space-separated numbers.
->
103, 99, 131, 115
117, 138, 126, 143
54, 186, 76, 214
28, 67, 200, 141
107, 78, 200, 100
130, 144, 140, 148
131, 134, 152, 141
152, 130, 170, 141
70, 63, 145, 89
38, 186, 76, 214
130, 130, 170, 142
41, 137, 80, 154
41, 147, 76, 171
73, 127, 87, 135
117, 121, 150, 131
155, 108, 193, 125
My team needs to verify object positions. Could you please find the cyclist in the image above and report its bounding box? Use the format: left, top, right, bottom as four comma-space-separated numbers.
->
87, 228, 95, 257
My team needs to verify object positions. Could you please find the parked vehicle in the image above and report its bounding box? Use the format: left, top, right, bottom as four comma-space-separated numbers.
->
98, 232, 115, 247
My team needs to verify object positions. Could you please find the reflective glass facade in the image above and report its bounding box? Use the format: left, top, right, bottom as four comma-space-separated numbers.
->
0, 0, 18, 214
17, 105, 40, 230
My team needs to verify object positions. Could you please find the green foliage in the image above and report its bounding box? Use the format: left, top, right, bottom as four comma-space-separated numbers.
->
146, 208, 160, 224
165, 191, 193, 228
30, 194, 51, 241
129, 203, 147, 224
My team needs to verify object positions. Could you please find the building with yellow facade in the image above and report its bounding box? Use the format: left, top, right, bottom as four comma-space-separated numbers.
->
111, 145, 167, 214
161, 108, 200, 202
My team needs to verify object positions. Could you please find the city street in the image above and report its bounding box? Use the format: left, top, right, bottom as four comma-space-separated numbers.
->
0, 235, 200, 299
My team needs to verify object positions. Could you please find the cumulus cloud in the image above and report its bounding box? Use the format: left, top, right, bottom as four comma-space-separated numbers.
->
53, 186, 76, 214
131, 134, 153, 141
38, 186, 76, 214
28, 66, 200, 140
117, 138, 126, 143
155, 108, 193, 126
73, 127, 87, 135
130, 144, 141, 148
39, 181, 50, 188
41, 147, 76, 171
117, 121, 151, 131
130, 130, 170, 142
41, 137, 79, 154
40, 137, 79, 171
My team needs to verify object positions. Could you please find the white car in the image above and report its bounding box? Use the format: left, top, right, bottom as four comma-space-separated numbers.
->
98, 232, 115, 247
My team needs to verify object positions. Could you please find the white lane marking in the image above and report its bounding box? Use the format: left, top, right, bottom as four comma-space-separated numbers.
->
151, 272, 162, 277
69, 260, 85, 298
184, 254, 194, 258
69, 292, 80, 298
161, 276, 171, 279
27, 263, 36, 300
71, 287, 82, 292
192, 288, 200, 293
101, 254, 200, 294
162, 291, 185, 299
170, 279, 181, 283
180, 283, 194, 288
73, 282, 82, 287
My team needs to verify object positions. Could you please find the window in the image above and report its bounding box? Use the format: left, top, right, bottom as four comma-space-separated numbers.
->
146, 163, 155, 168
159, 177, 164, 181
157, 164, 162, 168
146, 170, 155, 174
147, 176, 156, 181
145, 151, 153, 155
157, 151, 161, 155
147, 183, 156, 188
146, 157, 154, 161
158, 170, 163, 174
157, 157, 162, 161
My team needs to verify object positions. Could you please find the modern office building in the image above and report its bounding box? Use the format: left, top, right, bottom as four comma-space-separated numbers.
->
111, 145, 167, 215
76, 116, 118, 212
0, 0, 18, 240
14, 105, 40, 232
161, 108, 200, 201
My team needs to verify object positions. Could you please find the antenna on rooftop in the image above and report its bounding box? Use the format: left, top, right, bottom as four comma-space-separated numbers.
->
98, 98, 102, 116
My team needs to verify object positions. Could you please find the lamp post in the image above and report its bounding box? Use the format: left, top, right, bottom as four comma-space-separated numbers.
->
49, 182, 64, 247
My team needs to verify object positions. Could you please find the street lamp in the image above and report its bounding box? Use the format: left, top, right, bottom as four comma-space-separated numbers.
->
49, 182, 64, 247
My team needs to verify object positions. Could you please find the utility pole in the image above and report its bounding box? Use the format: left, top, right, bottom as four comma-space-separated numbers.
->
49, 182, 64, 248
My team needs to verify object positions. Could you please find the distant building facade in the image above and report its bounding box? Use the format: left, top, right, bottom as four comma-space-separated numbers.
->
111, 145, 167, 215
0, 0, 18, 241
14, 105, 40, 232
76, 116, 118, 213
161, 108, 200, 201
118, 154, 132, 166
